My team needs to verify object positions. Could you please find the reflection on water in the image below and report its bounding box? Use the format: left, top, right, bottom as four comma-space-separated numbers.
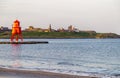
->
11, 44, 22, 68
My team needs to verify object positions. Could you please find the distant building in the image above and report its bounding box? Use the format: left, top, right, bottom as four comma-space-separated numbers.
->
73, 28, 80, 32
42, 24, 53, 32
48, 24, 56, 32
48, 24, 52, 32
28, 26, 34, 30
57, 27, 67, 32
0, 26, 9, 31
68, 25, 80, 32
68, 25, 74, 32
25, 26, 42, 32
25, 25, 55, 32
42, 29, 49, 32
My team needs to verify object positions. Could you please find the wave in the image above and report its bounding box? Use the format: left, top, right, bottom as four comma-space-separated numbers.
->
0, 65, 120, 78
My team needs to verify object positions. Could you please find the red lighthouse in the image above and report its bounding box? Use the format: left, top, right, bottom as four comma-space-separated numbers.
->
11, 20, 23, 42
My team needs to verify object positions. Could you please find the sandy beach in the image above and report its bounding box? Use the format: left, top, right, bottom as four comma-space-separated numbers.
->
0, 68, 97, 78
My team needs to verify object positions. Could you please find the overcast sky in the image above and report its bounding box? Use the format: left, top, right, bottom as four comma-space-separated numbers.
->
0, 0, 120, 34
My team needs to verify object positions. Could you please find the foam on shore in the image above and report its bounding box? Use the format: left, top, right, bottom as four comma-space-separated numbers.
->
0, 68, 96, 78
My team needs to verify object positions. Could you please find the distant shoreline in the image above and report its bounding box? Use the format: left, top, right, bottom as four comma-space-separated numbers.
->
17, 37, 120, 39
0, 37, 120, 39
0, 31, 120, 39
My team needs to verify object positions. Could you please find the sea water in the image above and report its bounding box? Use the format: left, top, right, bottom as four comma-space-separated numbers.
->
0, 39, 120, 78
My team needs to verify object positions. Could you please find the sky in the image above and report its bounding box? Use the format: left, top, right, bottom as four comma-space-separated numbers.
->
0, 0, 120, 34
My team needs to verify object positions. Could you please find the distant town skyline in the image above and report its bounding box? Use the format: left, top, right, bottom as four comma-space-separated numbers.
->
0, 0, 120, 34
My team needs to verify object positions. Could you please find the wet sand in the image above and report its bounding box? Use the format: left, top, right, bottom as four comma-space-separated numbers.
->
0, 68, 97, 78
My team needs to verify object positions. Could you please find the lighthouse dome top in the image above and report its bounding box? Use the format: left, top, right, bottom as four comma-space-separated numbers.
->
14, 19, 20, 23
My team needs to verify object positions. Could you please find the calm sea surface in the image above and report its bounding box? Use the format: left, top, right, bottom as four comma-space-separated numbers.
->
0, 39, 120, 78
